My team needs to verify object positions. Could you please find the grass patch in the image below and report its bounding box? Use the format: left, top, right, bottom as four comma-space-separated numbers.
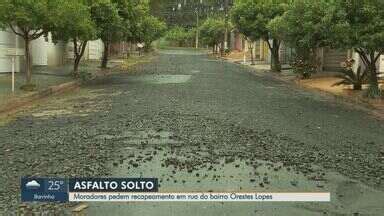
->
119, 53, 157, 72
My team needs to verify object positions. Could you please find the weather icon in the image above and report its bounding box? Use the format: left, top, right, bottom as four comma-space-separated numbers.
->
25, 180, 40, 190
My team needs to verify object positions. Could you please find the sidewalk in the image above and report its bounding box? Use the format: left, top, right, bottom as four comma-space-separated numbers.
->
220, 52, 384, 119
0, 69, 77, 116
0, 53, 157, 116
220, 51, 291, 71
0, 60, 105, 115
296, 77, 384, 114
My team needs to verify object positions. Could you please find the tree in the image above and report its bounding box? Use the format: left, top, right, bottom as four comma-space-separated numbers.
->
0, 3, 6, 29
91, 0, 123, 69
268, 0, 333, 77
199, 18, 227, 54
231, 0, 287, 72
331, 0, 384, 98
150, 0, 231, 28
137, 16, 167, 51
92, 0, 151, 69
165, 27, 190, 47
51, 0, 97, 76
113, 0, 148, 50
0, 0, 60, 90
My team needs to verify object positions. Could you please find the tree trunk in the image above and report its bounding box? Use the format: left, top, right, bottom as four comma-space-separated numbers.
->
220, 41, 224, 56
126, 42, 131, 58
249, 42, 255, 65
267, 39, 281, 72
357, 50, 381, 98
144, 42, 151, 53
101, 41, 109, 69
24, 37, 32, 85
367, 62, 381, 98
73, 40, 88, 76
272, 45, 281, 72
74, 58, 80, 75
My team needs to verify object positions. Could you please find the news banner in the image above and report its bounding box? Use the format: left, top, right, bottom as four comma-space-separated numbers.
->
21, 177, 330, 202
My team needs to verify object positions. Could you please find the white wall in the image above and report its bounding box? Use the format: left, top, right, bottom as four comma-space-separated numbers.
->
88, 40, 103, 60
0, 29, 23, 73
31, 36, 48, 66
47, 37, 65, 66
379, 55, 384, 74
66, 39, 103, 61
2, 31, 104, 72
31, 33, 67, 66
351, 52, 383, 76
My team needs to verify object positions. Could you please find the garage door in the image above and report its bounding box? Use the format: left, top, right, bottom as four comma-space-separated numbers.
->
88, 40, 103, 60
279, 43, 294, 64
31, 37, 48, 66
323, 48, 348, 72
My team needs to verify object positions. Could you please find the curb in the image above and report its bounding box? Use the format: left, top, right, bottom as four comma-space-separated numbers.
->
221, 57, 384, 120
0, 59, 138, 116
0, 80, 81, 115
292, 79, 384, 120
268, 70, 384, 116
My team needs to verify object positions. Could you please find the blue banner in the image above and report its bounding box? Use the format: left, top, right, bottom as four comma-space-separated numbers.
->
21, 177, 158, 202
21, 178, 68, 202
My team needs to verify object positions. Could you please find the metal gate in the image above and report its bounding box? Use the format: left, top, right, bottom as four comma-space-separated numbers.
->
323, 48, 348, 72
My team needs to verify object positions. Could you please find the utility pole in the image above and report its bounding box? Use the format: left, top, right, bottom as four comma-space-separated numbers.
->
196, 0, 203, 49
224, 0, 229, 50
195, 7, 199, 49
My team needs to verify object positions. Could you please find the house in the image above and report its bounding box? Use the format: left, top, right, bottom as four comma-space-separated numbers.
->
318, 48, 384, 76
0, 30, 69, 72
230, 31, 243, 51
229, 32, 384, 74
66, 40, 104, 61
231, 32, 294, 66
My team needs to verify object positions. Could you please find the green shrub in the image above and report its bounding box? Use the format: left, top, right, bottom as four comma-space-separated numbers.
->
291, 57, 317, 79
332, 59, 367, 90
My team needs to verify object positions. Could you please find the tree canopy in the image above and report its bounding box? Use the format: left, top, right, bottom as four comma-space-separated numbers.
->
267, 0, 333, 77
231, 0, 287, 71
92, 0, 157, 68
52, 0, 96, 43
231, 0, 286, 41
136, 15, 167, 50
91, 0, 123, 45
90, 0, 123, 68
268, 0, 332, 52
50, 0, 97, 75
330, 0, 384, 97
150, 0, 232, 28
0, 0, 64, 88
199, 17, 227, 49
165, 26, 192, 47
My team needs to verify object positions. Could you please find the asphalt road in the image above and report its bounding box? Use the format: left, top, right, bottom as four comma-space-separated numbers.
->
0, 49, 383, 215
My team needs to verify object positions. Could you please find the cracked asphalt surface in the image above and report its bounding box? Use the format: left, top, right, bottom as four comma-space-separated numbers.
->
1, 49, 384, 215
